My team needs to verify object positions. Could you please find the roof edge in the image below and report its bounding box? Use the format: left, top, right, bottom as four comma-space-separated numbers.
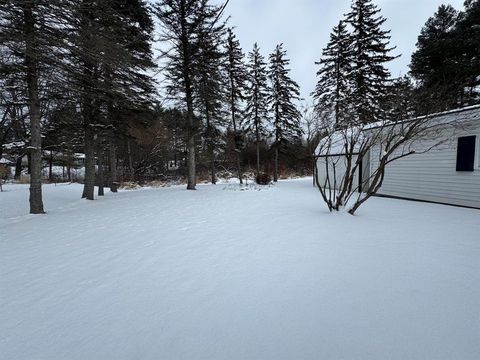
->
365, 104, 480, 131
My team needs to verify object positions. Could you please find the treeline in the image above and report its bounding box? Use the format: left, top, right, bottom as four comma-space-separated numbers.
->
1, 0, 156, 213
410, 1, 480, 110
0, 0, 311, 214
313, 0, 480, 129
156, 0, 305, 188
0, 0, 479, 214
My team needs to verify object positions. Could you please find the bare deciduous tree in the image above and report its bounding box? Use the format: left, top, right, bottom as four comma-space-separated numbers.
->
315, 111, 468, 215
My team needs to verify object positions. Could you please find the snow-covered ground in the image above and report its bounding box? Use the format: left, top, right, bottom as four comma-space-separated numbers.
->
1, 179, 479, 360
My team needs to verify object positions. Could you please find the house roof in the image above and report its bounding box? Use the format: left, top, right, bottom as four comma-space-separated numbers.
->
316, 127, 364, 156
315, 104, 480, 156
364, 104, 480, 131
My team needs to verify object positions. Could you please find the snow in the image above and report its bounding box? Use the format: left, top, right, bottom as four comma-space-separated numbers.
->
0, 183, 87, 225
2, 141, 25, 150
1, 179, 480, 360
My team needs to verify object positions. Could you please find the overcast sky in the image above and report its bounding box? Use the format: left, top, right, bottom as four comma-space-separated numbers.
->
213, 0, 465, 101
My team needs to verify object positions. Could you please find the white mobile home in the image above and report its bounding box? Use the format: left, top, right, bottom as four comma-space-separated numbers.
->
315, 105, 480, 209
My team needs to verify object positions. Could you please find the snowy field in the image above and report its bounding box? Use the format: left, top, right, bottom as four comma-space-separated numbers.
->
1, 178, 479, 360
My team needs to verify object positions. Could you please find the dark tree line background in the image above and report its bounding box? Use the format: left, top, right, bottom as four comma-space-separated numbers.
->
0, 0, 479, 213
313, 0, 479, 132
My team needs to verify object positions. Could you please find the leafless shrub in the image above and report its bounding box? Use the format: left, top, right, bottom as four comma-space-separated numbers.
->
256, 173, 272, 185
315, 109, 471, 215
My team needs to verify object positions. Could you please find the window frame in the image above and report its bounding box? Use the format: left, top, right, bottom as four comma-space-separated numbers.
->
456, 135, 477, 172
476, 135, 480, 170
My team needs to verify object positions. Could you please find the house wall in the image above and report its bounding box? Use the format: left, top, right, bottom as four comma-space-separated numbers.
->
316, 155, 360, 191
369, 108, 480, 208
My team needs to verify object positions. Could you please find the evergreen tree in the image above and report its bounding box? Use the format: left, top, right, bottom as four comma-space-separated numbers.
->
194, 13, 226, 185
155, 0, 224, 190
244, 43, 270, 179
102, 0, 156, 194
313, 20, 353, 128
268, 44, 302, 182
410, 5, 460, 112
225, 28, 247, 184
0, 0, 71, 213
382, 76, 417, 121
42, 100, 83, 183
346, 0, 397, 124
457, 0, 480, 105
411, 1, 480, 110
69, 0, 155, 200
160, 107, 188, 170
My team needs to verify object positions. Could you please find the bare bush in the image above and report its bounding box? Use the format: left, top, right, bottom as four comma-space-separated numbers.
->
315, 110, 471, 215
256, 173, 272, 185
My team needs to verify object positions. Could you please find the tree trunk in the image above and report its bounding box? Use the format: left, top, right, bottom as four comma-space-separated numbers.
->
66, 150, 72, 182
205, 101, 216, 185
127, 139, 134, 181
210, 146, 216, 185
180, 1, 196, 190
48, 151, 53, 181
0, 147, 3, 192
255, 121, 260, 179
274, 104, 280, 183
187, 105, 197, 190
348, 160, 387, 216
23, 2, 44, 214
27, 152, 32, 174
109, 141, 118, 192
236, 152, 243, 184
97, 142, 104, 196
274, 145, 279, 182
231, 100, 243, 185
15, 154, 24, 180
82, 126, 95, 200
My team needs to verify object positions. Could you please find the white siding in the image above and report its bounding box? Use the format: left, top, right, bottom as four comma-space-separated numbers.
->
370, 110, 480, 208
316, 155, 360, 191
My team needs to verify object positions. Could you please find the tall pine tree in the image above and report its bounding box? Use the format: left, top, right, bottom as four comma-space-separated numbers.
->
313, 20, 353, 128
103, 0, 156, 194
244, 43, 270, 179
410, 5, 460, 112
70, 0, 155, 200
410, 2, 480, 110
195, 12, 226, 185
0, 0, 71, 213
346, 0, 397, 124
225, 28, 247, 184
155, 0, 224, 190
457, 0, 480, 105
268, 44, 302, 182
382, 76, 417, 121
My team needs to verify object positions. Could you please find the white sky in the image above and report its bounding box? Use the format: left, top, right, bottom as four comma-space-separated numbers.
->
213, 0, 466, 100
